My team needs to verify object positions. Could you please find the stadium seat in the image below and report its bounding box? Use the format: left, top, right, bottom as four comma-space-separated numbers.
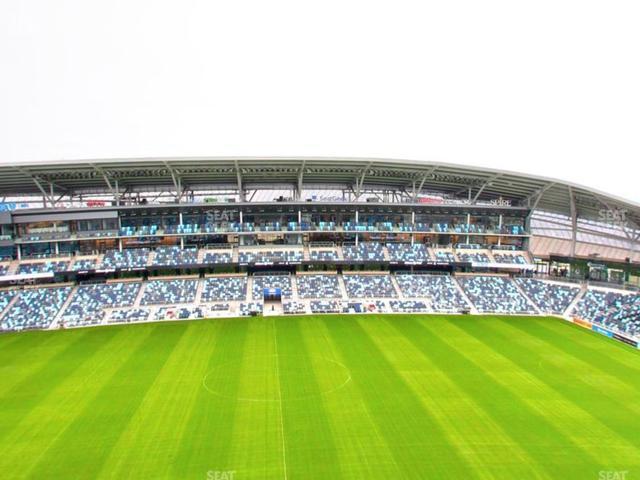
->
252, 275, 293, 300
239, 302, 263, 315
17, 260, 69, 274
61, 282, 141, 326
342, 242, 385, 262
296, 274, 342, 299
457, 276, 536, 314
389, 300, 430, 313
100, 248, 150, 269
283, 301, 307, 314
1, 287, 72, 331
310, 299, 342, 313
395, 274, 469, 312
140, 279, 198, 305
152, 247, 198, 266
515, 278, 579, 314
202, 276, 248, 302
572, 289, 640, 339
343, 274, 397, 298
386, 243, 430, 263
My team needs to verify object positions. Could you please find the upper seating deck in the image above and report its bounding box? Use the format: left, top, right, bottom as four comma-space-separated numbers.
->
386, 243, 430, 263
100, 248, 150, 269
342, 243, 385, 262
239, 248, 303, 265
17, 260, 70, 274
152, 247, 198, 266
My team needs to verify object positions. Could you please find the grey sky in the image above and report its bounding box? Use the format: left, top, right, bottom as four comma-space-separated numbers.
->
1, 1, 638, 201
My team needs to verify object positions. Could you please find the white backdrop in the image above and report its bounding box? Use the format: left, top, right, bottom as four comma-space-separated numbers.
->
1, 0, 639, 201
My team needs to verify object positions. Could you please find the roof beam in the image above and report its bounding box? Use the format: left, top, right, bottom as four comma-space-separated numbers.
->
472, 173, 502, 203
524, 182, 556, 210
16, 167, 58, 207
412, 166, 438, 200
90, 163, 121, 205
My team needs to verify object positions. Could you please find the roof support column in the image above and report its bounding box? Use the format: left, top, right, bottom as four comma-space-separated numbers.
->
92, 164, 120, 206
472, 173, 502, 204
412, 167, 437, 201
28, 175, 55, 208
568, 187, 577, 257
296, 161, 305, 201
354, 162, 372, 200
234, 160, 245, 202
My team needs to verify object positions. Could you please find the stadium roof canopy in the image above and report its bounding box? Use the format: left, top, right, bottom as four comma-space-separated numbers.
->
0, 156, 638, 229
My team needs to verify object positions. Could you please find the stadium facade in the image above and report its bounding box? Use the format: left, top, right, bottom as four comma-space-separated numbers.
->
0, 157, 639, 347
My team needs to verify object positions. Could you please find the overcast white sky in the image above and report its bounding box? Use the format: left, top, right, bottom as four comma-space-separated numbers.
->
1, 1, 639, 201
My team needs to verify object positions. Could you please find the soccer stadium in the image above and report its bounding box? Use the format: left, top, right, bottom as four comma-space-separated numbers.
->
0, 156, 639, 479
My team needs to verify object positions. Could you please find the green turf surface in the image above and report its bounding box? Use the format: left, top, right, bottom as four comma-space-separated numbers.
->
1, 314, 639, 479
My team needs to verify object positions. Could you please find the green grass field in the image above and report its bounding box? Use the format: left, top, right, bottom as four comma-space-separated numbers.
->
1, 314, 639, 479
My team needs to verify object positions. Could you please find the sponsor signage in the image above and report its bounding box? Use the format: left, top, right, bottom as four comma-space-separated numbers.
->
592, 325, 613, 338
590, 324, 639, 348
572, 318, 592, 329
612, 333, 638, 348
0, 202, 30, 211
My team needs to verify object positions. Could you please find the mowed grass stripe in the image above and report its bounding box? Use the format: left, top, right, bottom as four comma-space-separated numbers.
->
95, 320, 225, 478
416, 317, 603, 478
475, 319, 640, 454
362, 317, 547, 479
505, 319, 640, 414
2, 314, 640, 479
0, 332, 34, 361
518, 318, 640, 388
300, 317, 401, 479
224, 318, 283, 479
170, 318, 250, 478
0, 329, 95, 398
323, 315, 477, 479
537, 319, 640, 373
393, 315, 602, 477
0, 328, 108, 440
0, 326, 155, 479
27, 323, 187, 479
441, 317, 632, 470
274, 316, 343, 479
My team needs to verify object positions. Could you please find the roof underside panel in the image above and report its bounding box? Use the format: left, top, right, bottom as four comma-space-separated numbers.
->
0, 157, 638, 227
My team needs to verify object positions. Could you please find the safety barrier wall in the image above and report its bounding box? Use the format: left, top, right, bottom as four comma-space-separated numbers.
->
590, 322, 638, 349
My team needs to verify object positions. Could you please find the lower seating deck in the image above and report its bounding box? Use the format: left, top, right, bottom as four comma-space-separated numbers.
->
457, 275, 537, 314
1, 274, 638, 344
